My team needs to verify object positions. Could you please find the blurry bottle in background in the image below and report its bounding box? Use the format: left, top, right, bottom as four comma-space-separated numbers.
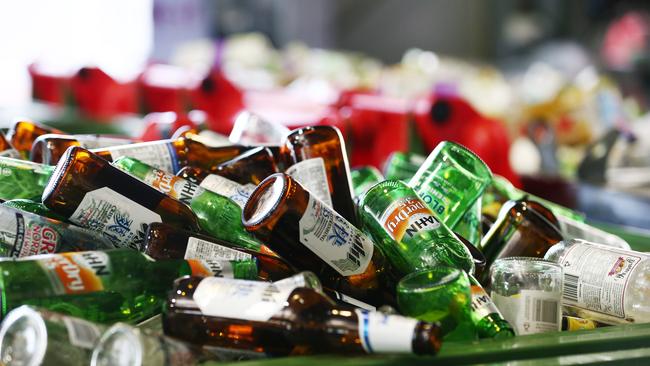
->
30, 134, 134, 165
6, 120, 64, 157
0, 157, 54, 201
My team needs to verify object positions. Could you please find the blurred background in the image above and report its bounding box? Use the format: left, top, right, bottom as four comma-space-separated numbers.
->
2, 0, 650, 229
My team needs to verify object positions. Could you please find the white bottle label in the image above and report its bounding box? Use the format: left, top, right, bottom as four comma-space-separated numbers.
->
355, 309, 417, 354
470, 285, 503, 320
331, 291, 376, 311
0, 210, 61, 257
286, 158, 333, 208
299, 196, 373, 277
143, 168, 204, 205
63, 316, 102, 349
193, 276, 304, 321
199, 175, 255, 209
195, 130, 232, 147
557, 242, 643, 320
184, 237, 252, 261
75, 135, 132, 150
70, 187, 162, 250
491, 290, 561, 335
102, 141, 180, 173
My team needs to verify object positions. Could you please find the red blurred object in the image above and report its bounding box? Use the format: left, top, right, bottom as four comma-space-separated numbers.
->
139, 64, 197, 114
342, 93, 412, 167
28, 64, 71, 105
189, 70, 244, 135
413, 93, 521, 187
139, 111, 207, 142
70, 67, 139, 120
602, 12, 649, 70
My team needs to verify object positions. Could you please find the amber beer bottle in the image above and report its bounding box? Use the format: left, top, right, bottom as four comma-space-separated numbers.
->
144, 222, 295, 281
6, 120, 64, 156
41, 147, 201, 250
30, 134, 134, 165
243, 173, 389, 305
0, 132, 19, 158
281, 126, 357, 225
208, 146, 278, 185
164, 275, 442, 356
89, 137, 251, 173
479, 199, 563, 282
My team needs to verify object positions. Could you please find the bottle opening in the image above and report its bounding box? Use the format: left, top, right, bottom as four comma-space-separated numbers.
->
0, 306, 47, 366
91, 324, 142, 366
242, 173, 287, 227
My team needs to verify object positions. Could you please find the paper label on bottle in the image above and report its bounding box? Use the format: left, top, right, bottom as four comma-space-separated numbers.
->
75, 135, 132, 150
187, 259, 234, 278
491, 290, 561, 335
331, 291, 376, 311
192, 276, 302, 321
286, 158, 333, 208
70, 187, 162, 250
63, 316, 102, 349
103, 141, 180, 173
184, 237, 252, 261
0, 210, 61, 257
195, 130, 232, 147
378, 196, 441, 241
299, 196, 373, 276
470, 285, 503, 320
36, 251, 111, 295
199, 175, 255, 209
557, 242, 643, 320
143, 168, 204, 205
355, 309, 416, 354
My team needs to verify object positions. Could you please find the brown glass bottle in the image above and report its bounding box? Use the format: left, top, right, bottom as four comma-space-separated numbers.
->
144, 222, 295, 281
89, 137, 252, 174
41, 147, 201, 250
6, 120, 64, 155
281, 125, 357, 225
478, 199, 564, 283
30, 134, 133, 165
243, 173, 390, 305
164, 276, 441, 356
176, 146, 278, 186
0, 132, 15, 153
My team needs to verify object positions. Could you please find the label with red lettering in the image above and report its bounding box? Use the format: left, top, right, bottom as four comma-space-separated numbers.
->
378, 196, 440, 241
36, 251, 111, 295
142, 168, 205, 205
0, 210, 60, 257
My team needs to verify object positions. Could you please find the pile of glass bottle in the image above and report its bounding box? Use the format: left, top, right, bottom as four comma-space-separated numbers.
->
0, 117, 645, 366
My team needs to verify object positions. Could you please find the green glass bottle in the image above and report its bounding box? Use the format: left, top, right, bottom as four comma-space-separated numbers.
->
383, 152, 425, 181
0, 306, 107, 366
467, 275, 515, 339
357, 180, 474, 277
113, 157, 262, 251
2, 199, 69, 221
350, 166, 384, 197
0, 205, 115, 257
0, 157, 54, 201
452, 199, 483, 246
409, 141, 492, 229
0, 249, 257, 324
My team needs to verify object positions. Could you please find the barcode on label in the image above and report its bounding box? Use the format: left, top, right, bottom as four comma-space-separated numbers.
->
532, 299, 559, 324
63, 317, 102, 349
564, 274, 579, 302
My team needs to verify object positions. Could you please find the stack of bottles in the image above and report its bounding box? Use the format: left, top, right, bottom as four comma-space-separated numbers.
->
0, 117, 645, 365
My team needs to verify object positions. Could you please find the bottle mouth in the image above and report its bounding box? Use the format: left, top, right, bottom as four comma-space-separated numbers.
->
91, 323, 142, 366
398, 267, 463, 293
242, 173, 287, 228
0, 306, 47, 366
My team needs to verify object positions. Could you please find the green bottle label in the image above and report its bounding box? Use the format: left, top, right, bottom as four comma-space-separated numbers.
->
378, 196, 441, 241
0, 210, 60, 257
142, 168, 204, 205
36, 251, 111, 295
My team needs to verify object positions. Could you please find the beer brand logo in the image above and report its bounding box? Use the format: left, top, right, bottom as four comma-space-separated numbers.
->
608, 257, 636, 280
22, 223, 59, 256
380, 197, 440, 241
40, 252, 110, 294
149, 169, 200, 205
